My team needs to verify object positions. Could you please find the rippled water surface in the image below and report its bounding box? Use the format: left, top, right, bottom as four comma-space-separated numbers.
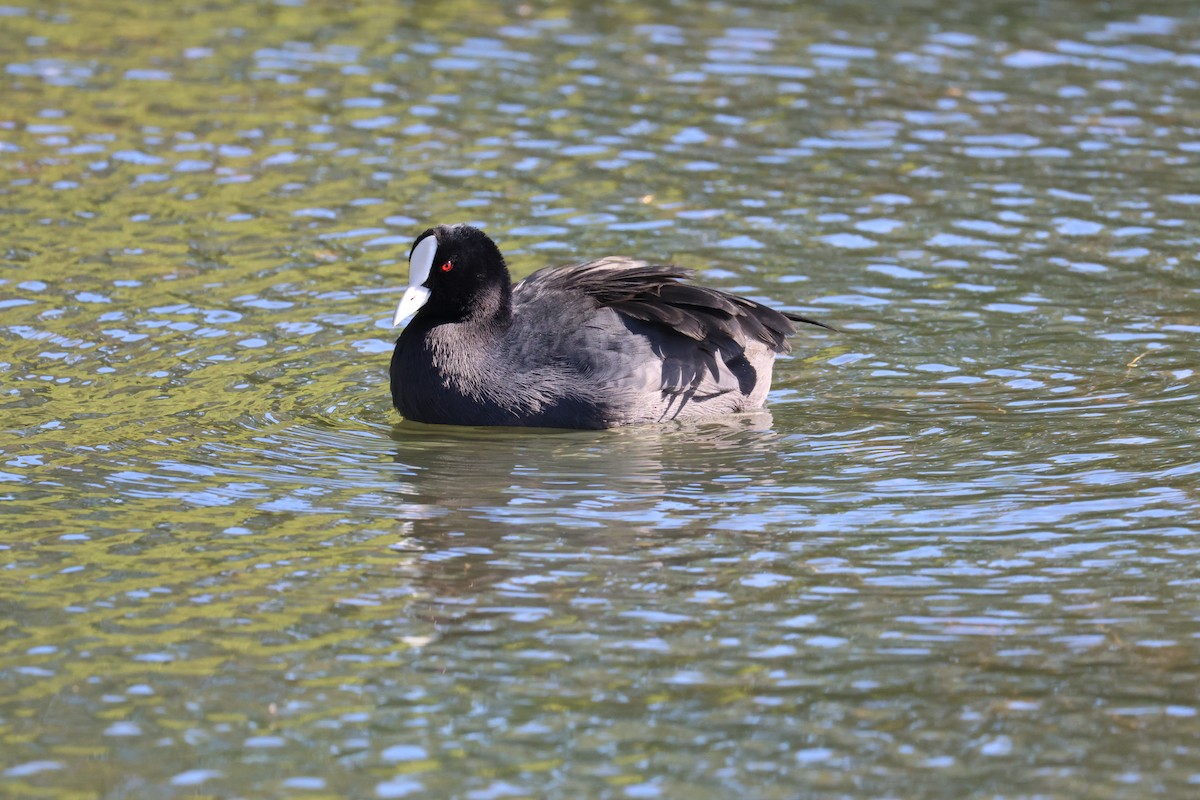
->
3, 1, 1200, 797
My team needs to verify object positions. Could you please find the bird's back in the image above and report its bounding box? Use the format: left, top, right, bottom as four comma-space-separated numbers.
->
500, 258, 815, 427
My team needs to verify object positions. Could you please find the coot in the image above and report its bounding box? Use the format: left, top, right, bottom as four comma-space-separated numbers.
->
390, 224, 831, 429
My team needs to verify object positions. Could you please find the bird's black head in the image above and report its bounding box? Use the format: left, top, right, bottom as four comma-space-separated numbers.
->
392, 224, 512, 327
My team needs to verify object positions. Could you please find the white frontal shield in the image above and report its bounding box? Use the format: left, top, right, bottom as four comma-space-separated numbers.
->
392, 234, 438, 327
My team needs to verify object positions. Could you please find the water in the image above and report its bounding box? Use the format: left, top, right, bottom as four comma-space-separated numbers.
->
3, 0, 1200, 796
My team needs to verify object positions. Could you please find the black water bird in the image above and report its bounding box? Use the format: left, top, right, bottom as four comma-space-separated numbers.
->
389, 224, 832, 429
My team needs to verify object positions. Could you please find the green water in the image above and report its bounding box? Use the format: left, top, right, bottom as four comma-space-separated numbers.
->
3, 1, 1200, 797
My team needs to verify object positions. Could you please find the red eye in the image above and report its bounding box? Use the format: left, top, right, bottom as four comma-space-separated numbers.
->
440, 261, 453, 272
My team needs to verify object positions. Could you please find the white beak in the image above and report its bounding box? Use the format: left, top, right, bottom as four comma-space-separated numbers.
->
393, 285, 431, 327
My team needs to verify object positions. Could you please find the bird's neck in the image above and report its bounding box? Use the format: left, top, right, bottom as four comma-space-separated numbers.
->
467, 281, 512, 327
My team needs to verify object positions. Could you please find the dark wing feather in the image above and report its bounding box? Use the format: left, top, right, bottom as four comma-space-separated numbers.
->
518, 257, 690, 303
609, 300, 709, 341
515, 256, 833, 355
785, 311, 837, 332
658, 283, 743, 316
